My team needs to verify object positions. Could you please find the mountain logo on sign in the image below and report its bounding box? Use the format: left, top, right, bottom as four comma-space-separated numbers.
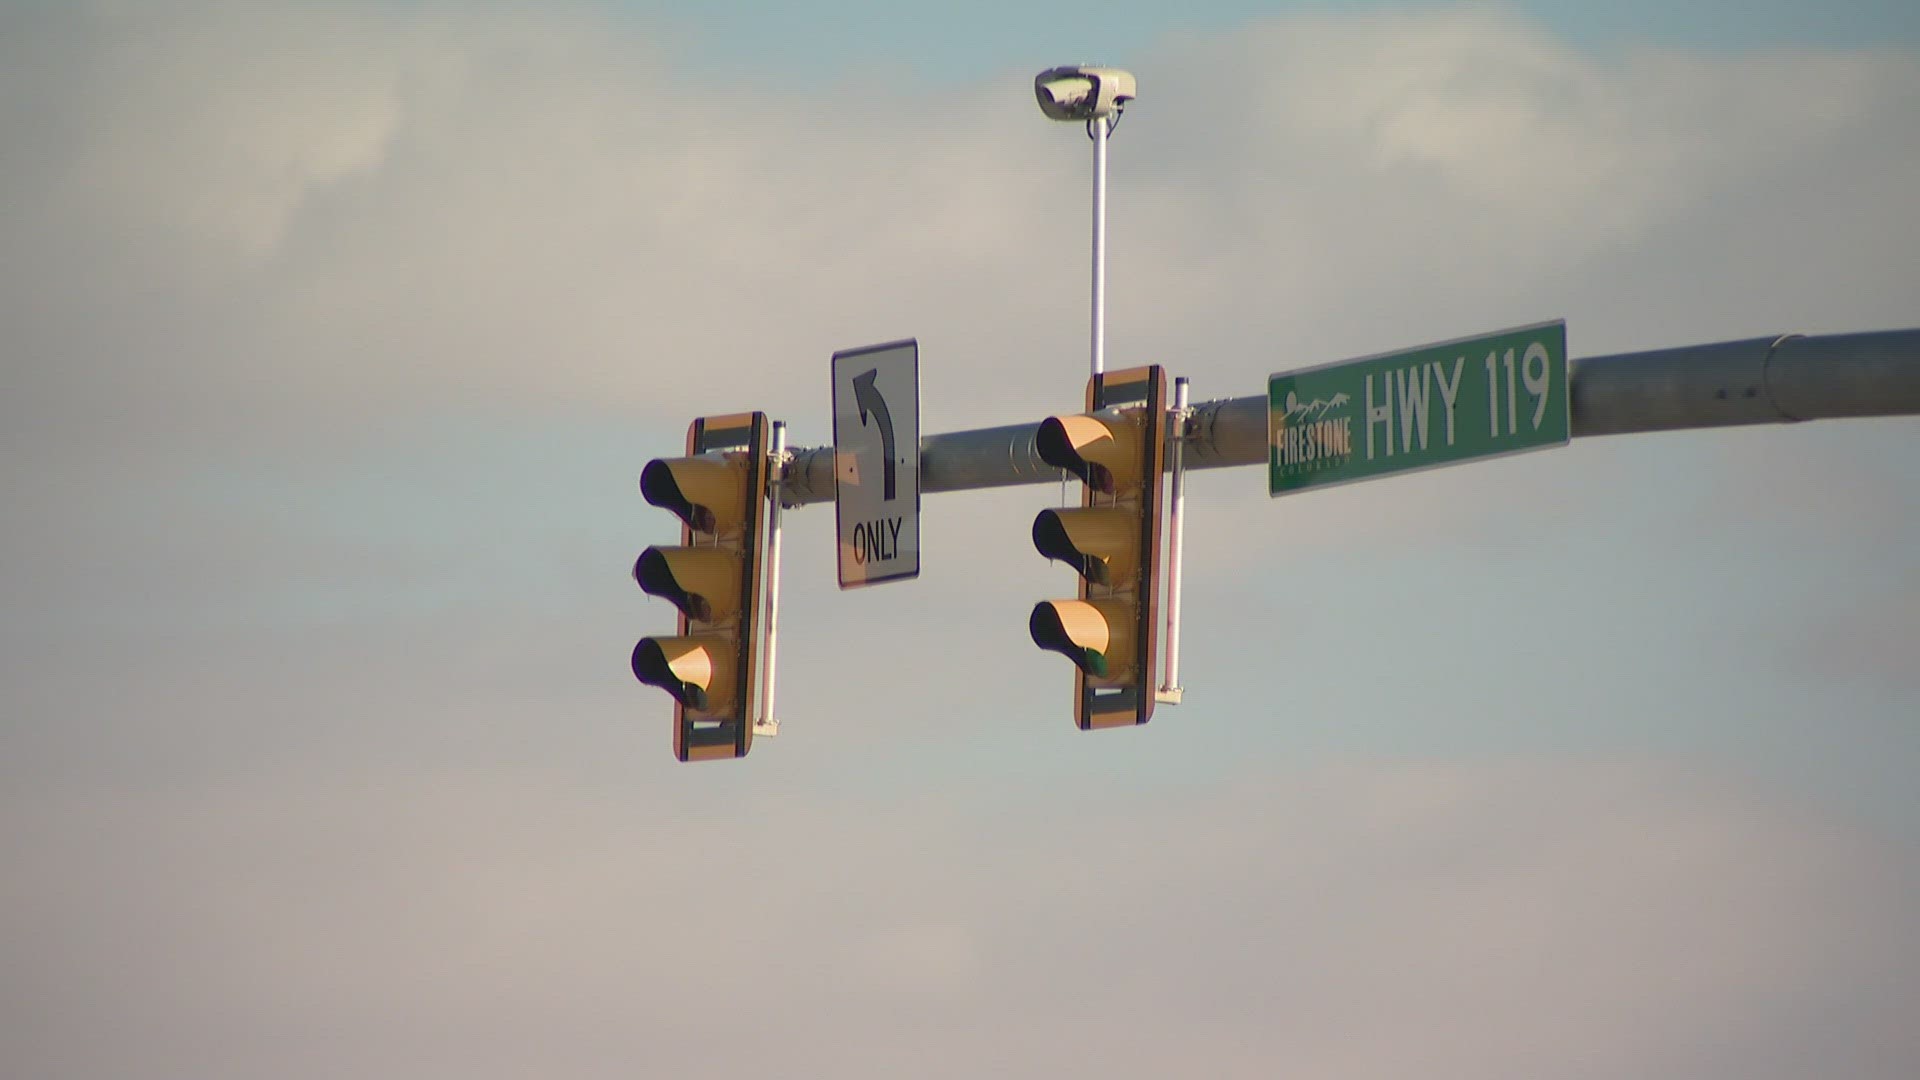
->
1275, 389, 1355, 471
1281, 391, 1351, 421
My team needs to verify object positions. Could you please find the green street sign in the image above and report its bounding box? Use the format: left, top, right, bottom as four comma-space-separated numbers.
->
1269, 320, 1570, 497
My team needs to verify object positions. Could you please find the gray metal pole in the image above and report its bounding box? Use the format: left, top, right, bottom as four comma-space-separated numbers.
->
756, 421, 787, 737
781, 421, 1057, 507
775, 328, 1920, 507
1158, 377, 1190, 704
1090, 115, 1108, 380
1570, 329, 1920, 435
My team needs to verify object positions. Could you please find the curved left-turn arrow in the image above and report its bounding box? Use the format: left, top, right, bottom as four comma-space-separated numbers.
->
852, 368, 897, 502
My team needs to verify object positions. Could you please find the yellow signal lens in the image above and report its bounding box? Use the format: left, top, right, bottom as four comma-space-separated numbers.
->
1029, 597, 1136, 683
631, 635, 737, 715
633, 546, 743, 624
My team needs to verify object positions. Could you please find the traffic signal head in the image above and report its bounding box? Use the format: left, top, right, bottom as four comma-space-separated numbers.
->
1034, 414, 1145, 495
632, 546, 742, 624
1028, 365, 1167, 730
1031, 505, 1139, 588
630, 634, 734, 714
640, 455, 739, 536
631, 412, 770, 762
1029, 595, 1137, 681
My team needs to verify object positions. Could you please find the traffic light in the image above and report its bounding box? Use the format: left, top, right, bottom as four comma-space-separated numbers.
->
1028, 365, 1167, 729
631, 412, 770, 762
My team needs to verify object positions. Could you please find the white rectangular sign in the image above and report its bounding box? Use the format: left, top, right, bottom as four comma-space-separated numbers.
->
831, 340, 921, 588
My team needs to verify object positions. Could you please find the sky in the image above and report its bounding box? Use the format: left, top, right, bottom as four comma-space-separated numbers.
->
2, 1, 1917, 1077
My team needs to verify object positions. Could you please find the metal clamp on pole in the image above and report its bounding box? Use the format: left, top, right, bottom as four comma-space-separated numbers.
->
754, 421, 789, 737
1157, 377, 1190, 705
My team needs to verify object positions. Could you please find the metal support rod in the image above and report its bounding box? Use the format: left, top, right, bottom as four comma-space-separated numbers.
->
755, 421, 787, 736
773, 328, 1920, 506
1157, 377, 1190, 704
1090, 115, 1108, 380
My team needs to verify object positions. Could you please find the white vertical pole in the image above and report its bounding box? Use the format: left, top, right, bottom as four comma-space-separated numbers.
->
1090, 115, 1109, 381
756, 422, 787, 736
1158, 377, 1188, 704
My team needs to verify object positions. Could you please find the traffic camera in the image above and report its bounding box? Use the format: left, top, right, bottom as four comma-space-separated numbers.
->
1034, 66, 1136, 122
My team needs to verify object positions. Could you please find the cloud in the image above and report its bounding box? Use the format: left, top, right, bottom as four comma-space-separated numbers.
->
3, 7, 1918, 1078
9, 0, 1913, 628
5, 752, 1916, 1078
4, 8, 1912, 718
7, 4, 1916, 461
1794, 576, 1920, 691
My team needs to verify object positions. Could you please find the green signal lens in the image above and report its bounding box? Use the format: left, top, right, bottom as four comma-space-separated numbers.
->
631, 639, 712, 711
1029, 602, 1112, 678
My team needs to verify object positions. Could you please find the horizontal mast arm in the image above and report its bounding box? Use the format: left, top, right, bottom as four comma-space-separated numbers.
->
776, 328, 1920, 507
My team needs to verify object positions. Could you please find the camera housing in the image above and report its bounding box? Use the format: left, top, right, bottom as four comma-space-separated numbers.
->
1033, 66, 1136, 122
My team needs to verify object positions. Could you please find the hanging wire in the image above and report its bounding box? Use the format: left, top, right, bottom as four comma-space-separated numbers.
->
1083, 107, 1124, 141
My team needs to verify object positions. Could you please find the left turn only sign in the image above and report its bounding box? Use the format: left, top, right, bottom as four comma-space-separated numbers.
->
831, 339, 920, 588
